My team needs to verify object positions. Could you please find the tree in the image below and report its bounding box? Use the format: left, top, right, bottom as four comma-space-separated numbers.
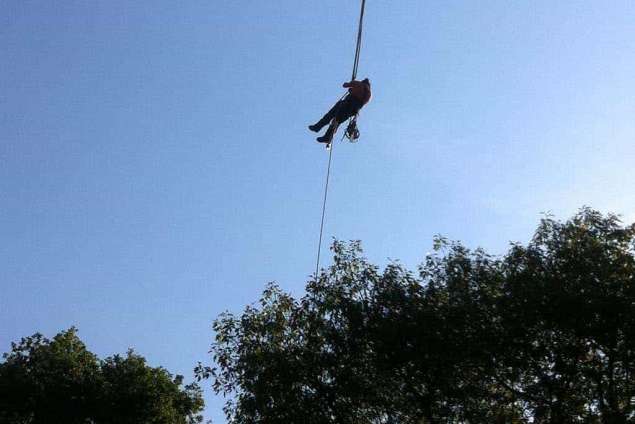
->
0, 328, 204, 424
197, 208, 635, 423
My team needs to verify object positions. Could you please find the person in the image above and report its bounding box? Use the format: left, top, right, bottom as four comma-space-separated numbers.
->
309, 78, 371, 144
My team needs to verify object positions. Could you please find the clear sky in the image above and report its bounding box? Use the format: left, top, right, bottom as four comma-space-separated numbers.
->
2, 1, 634, 421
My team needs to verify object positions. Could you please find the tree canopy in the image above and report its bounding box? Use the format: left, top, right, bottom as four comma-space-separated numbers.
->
197, 208, 635, 423
0, 328, 204, 424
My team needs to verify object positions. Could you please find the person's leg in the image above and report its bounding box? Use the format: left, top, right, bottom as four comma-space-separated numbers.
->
310, 100, 344, 132
317, 120, 340, 143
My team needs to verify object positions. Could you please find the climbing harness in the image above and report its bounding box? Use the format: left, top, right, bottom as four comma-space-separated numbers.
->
315, 0, 367, 277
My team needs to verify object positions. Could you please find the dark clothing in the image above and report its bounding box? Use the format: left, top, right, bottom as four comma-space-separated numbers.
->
313, 95, 365, 131
343, 80, 371, 104
311, 79, 371, 144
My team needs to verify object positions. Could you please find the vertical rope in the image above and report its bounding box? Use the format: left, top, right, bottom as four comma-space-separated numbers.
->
315, 140, 334, 278
351, 0, 366, 81
314, 0, 367, 279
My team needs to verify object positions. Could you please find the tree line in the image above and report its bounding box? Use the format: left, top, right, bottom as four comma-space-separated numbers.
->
3, 209, 634, 423
0, 328, 204, 423
196, 209, 635, 423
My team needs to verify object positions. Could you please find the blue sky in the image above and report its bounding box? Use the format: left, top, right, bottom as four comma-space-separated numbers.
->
2, 1, 634, 421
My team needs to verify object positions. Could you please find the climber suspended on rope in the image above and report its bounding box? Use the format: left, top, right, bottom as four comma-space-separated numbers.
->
308, 78, 371, 144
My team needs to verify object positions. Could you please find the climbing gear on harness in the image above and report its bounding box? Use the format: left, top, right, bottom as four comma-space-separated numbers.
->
345, 116, 360, 142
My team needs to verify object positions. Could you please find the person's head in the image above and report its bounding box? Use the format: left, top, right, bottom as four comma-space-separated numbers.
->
362, 78, 370, 86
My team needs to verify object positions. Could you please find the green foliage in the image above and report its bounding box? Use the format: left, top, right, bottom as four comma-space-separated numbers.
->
0, 328, 204, 424
197, 208, 635, 423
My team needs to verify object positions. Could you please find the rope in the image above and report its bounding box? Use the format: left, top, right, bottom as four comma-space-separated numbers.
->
348, 0, 366, 140
315, 130, 348, 278
351, 0, 366, 81
315, 138, 334, 278
314, 0, 367, 279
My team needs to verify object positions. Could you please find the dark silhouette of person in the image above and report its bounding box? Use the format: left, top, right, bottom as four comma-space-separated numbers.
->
309, 78, 371, 144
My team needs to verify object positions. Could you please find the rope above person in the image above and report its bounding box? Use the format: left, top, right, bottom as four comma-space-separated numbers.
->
308, 0, 369, 147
